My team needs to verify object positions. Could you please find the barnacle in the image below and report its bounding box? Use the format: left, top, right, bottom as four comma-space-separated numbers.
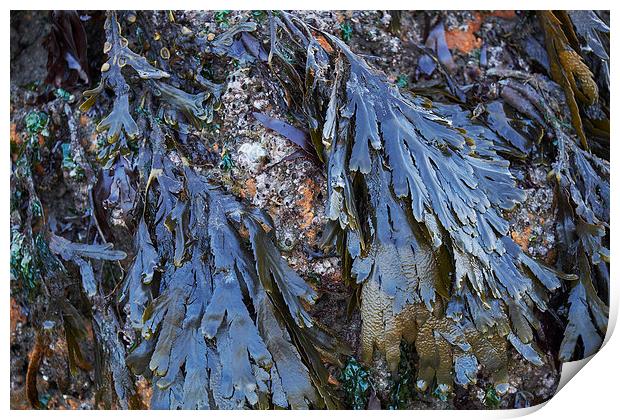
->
267, 13, 563, 393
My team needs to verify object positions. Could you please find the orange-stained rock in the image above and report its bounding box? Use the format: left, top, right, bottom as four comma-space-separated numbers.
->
445, 11, 516, 54
545, 248, 558, 265
297, 178, 316, 231
10, 123, 21, 145
10, 298, 26, 342
489, 10, 516, 20
244, 177, 257, 198
327, 374, 341, 386
135, 377, 152, 409
511, 225, 532, 252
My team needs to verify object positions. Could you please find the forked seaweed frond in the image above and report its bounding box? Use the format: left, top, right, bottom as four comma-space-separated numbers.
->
82, 11, 347, 409
267, 13, 568, 395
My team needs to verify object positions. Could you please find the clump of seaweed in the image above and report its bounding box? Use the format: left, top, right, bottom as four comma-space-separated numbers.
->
83, 11, 347, 409
10, 88, 146, 408
496, 75, 609, 361
265, 13, 567, 396
79, 12, 228, 147
11, 150, 103, 408
122, 118, 344, 408
80, 12, 169, 142
538, 11, 609, 151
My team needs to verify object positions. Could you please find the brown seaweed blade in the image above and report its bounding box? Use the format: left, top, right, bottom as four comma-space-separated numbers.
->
122, 119, 345, 408
75, 11, 348, 409
538, 11, 601, 150
268, 13, 563, 395
45, 11, 90, 87
79, 11, 169, 142
80, 12, 223, 144
497, 76, 609, 362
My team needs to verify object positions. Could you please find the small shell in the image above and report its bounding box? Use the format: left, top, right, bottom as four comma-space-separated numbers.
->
101, 62, 110, 72
207, 33, 216, 41
103, 41, 112, 54
160, 47, 171, 60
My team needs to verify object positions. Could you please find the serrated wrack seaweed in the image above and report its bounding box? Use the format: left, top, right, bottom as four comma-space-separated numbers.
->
45, 234, 142, 408
80, 12, 223, 144
78, 12, 347, 409
121, 120, 344, 408
554, 133, 609, 361
268, 14, 562, 394
49, 233, 127, 297
80, 12, 169, 142
496, 76, 609, 361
